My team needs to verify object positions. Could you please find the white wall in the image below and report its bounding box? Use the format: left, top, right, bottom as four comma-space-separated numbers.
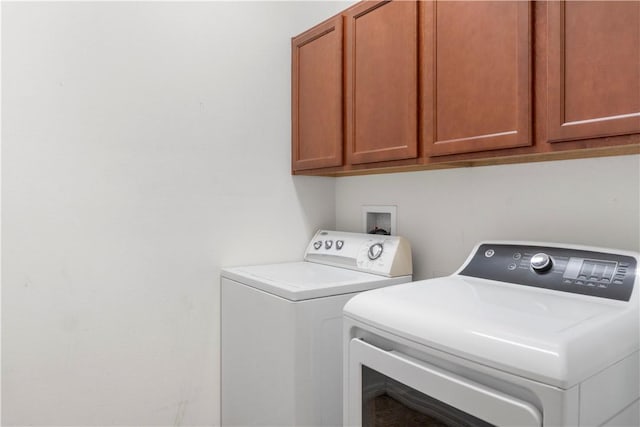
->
336, 155, 640, 280
4, 2, 639, 426
1, 2, 350, 426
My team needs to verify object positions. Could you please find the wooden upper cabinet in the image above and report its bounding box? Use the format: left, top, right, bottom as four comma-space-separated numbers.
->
345, 1, 418, 165
422, 1, 532, 157
546, 1, 640, 143
291, 17, 343, 171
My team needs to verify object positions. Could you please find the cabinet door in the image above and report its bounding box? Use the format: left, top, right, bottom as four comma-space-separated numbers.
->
546, 1, 640, 143
422, 1, 532, 157
291, 17, 343, 171
345, 1, 418, 165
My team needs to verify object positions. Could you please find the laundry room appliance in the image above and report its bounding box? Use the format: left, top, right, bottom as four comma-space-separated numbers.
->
221, 230, 412, 427
344, 241, 639, 426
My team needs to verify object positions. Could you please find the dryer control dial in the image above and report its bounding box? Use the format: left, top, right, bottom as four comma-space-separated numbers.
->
531, 253, 552, 272
368, 243, 384, 260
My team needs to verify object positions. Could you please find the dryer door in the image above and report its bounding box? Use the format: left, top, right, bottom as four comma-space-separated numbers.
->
346, 339, 542, 427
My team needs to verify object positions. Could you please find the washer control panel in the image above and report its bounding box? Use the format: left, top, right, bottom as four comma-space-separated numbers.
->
304, 230, 412, 278
460, 243, 638, 301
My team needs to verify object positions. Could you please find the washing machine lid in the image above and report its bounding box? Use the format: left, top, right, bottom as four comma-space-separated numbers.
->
343, 275, 639, 389
221, 262, 411, 301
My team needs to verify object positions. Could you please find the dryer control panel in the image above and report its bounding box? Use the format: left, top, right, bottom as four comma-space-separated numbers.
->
459, 243, 638, 301
304, 230, 412, 278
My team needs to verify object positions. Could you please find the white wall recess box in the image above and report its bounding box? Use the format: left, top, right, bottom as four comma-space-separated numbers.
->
362, 205, 397, 235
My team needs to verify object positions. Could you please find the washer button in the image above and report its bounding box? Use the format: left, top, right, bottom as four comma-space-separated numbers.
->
325, 240, 333, 249
513, 253, 522, 260
313, 241, 322, 250
485, 249, 495, 258
368, 243, 384, 260
336, 240, 344, 250
508, 263, 517, 271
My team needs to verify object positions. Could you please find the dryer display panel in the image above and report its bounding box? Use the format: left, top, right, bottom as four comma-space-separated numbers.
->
460, 244, 637, 301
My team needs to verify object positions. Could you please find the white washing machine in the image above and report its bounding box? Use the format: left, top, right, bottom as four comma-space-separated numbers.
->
221, 230, 412, 427
344, 241, 639, 426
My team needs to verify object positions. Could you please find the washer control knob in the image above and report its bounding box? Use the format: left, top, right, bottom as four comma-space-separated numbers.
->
313, 241, 322, 250
531, 253, 552, 272
325, 240, 333, 249
336, 240, 344, 250
368, 243, 384, 260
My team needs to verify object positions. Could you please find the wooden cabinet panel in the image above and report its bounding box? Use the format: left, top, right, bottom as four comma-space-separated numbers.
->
345, 1, 418, 165
291, 17, 343, 171
422, 1, 532, 157
291, 0, 639, 177
547, 1, 640, 142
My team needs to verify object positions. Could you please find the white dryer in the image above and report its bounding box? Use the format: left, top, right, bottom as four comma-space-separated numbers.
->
221, 230, 412, 427
344, 241, 639, 426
